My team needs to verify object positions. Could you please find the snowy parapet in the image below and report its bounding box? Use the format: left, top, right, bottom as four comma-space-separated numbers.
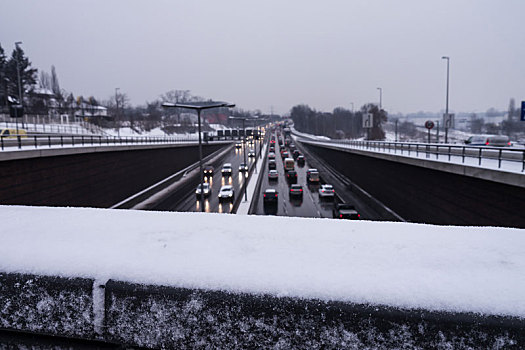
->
104, 280, 525, 349
0, 272, 94, 339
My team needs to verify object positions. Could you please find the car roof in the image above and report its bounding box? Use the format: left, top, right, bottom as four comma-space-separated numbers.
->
220, 185, 233, 190
269, 169, 278, 173
322, 184, 333, 188
223, 163, 232, 167
291, 184, 302, 188
264, 188, 277, 193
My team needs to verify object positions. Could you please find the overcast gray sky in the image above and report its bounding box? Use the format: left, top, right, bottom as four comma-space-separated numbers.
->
1, 0, 523, 115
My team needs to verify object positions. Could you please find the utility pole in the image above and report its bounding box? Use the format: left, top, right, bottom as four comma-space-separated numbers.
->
442, 56, 450, 143
115, 88, 120, 137
15, 42, 24, 129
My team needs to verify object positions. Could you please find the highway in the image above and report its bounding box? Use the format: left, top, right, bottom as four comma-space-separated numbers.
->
250, 128, 390, 220
173, 139, 262, 214
252, 141, 334, 218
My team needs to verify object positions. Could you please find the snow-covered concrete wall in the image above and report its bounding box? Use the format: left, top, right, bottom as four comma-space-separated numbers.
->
0, 272, 94, 339
2, 273, 523, 348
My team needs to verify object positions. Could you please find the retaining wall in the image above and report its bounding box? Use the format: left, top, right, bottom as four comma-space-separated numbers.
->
0, 143, 226, 208
302, 143, 525, 228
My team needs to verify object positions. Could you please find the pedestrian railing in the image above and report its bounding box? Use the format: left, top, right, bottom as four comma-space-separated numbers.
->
303, 139, 525, 172
0, 134, 203, 151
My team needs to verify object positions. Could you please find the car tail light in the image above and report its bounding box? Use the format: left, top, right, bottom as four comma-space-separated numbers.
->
358, 214, 361, 218
340, 214, 343, 218
299, 189, 302, 191
508, 142, 511, 146
275, 194, 278, 197
486, 141, 489, 145
263, 194, 266, 197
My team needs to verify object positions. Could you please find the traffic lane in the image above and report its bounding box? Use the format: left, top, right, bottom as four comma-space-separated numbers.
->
178, 141, 258, 213
257, 143, 334, 218
296, 141, 378, 220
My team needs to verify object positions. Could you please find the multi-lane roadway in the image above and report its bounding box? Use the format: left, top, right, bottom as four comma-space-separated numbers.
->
173, 139, 262, 214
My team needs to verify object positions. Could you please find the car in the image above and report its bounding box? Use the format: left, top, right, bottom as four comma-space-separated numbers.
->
286, 170, 298, 184
235, 142, 242, 149
263, 188, 278, 204
195, 182, 211, 197
239, 163, 248, 172
292, 150, 301, 159
218, 185, 235, 201
268, 160, 277, 170
269, 146, 275, 153
203, 164, 214, 176
297, 155, 305, 166
268, 152, 276, 160
248, 149, 256, 157
268, 169, 279, 180
281, 151, 289, 159
333, 203, 360, 219
221, 163, 233, 176
307, 168, 320, 183
319, 184, 335, 198
289, 184, 303, 198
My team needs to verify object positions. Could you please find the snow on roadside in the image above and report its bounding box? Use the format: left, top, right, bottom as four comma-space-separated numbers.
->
1, 205, 524, 318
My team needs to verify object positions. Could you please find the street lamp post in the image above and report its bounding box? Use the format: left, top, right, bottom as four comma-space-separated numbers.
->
442, 56, 450, 143
229, 116, 248, 201
377, 87, 382, 110
115, 88, 120, 137
15, 42, 24, 129
163, 102, 235, 212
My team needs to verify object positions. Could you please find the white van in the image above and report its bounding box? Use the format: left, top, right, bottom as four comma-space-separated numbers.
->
284, 158, 295, 171
465, 135, 510, 147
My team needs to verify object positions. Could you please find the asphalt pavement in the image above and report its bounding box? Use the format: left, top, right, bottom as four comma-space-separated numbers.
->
253, 137, 336, 218
175, 141, 260, 214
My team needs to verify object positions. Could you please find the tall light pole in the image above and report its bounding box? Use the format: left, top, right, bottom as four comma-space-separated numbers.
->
163, 102, 235, 212
229, 116, 248, 201
15, 42, 24, 129
115, 88, 120, 137
377, 87, 382, 110
442, 56, 450, 143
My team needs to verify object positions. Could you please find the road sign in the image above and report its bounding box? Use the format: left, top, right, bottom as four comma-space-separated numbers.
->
362, 113, 373, 128
443, 113, 455, 128
521, 101, 525, 121
425, 120, 435, 129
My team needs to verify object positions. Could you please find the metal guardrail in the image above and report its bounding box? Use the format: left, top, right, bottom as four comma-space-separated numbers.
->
306, 139, 525, 172
0, 134, 205, 151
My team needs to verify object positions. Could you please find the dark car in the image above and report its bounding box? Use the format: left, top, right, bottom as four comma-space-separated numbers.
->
286, 170, 298, 184
333, 203, 360, 220
297, 155, 305, 166
203, 164, 214, 177
292, 150, 301, 159
268, 160, 277, 170
263, 188, 278, 204
289, 184, 303, 199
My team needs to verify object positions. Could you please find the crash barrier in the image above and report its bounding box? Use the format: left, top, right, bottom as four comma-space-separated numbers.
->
1, 272, 524, 349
